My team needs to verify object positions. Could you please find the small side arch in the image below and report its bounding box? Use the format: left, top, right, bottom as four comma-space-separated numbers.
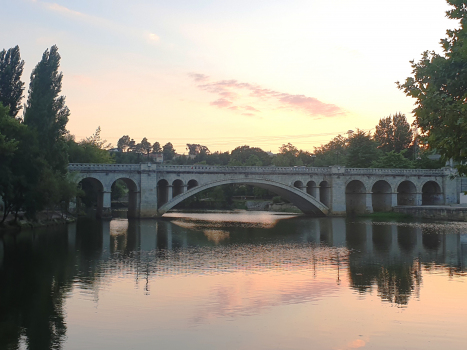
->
346, 180, 366, 214
422, 180, 443, 205
397, 180, 417, 206
372, 180, 392, 212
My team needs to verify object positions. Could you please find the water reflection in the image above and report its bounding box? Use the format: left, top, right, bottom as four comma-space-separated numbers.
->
0, 214, 467, 349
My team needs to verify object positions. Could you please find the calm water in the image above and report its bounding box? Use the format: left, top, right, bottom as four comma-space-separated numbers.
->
1, 212, 467, 350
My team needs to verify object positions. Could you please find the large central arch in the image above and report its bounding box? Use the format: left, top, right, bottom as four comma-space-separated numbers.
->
157, 178, 329, 216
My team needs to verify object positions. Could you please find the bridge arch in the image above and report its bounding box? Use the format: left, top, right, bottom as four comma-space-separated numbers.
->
319, 181, 331, 207
372, 180, 392, 212
158, 178, 329, 216
111, 178, 139, 218
422, 180, 443, 205
78, 177, 105, 217
157, 179, 169, 206
346, 180, 367, 214
306, 180, 317, 197
397, 180, 417, 206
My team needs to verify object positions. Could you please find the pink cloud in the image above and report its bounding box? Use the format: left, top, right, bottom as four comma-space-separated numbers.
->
189, 73, 345, 118
188, 73, 209, 82
210, 98, 232, 108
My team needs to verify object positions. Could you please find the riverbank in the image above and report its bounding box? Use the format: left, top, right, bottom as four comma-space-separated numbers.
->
0, 211, 76, 232
394, 205, 467, 221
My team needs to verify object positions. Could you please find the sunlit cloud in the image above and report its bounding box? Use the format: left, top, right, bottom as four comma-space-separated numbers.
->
189, 73, 345, 118
188, 73, 210, 82
210, 98, 232, 107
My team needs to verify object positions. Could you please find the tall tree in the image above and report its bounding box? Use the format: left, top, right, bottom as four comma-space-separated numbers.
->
397, 1, 467, 175
117, 135, 131, 152
152, 141, 162, 153
24, 45, 69, 174
374, 113, 413, 153
313, 134, 347, 166
0, 45, 25, 117
229, 145, 271, 166
136, 137, 152, 155
346, 129, 381, 168
162, 142, 176, 161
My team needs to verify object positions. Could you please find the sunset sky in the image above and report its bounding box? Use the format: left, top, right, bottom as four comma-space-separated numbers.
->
2, 0, 455, 153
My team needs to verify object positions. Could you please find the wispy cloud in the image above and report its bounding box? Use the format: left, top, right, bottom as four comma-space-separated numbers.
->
33, 1, 161, 45
189, 74, 345, 118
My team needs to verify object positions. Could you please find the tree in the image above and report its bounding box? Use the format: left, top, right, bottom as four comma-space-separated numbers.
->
397, 1, 467, 175
0, 45, 25, 118
117, 135, 131, 152
135, 137, 152, 155
371, 151, 414, 169
313, 135, 347, 166
152, 141, 162, 153
24, 45, 69, 174
162, 142, 176, 161
0, 103, 45, 222
83, 126, 111, 149
229, 145, 271, 166
186, 143, 210, 156
374, 113, 413, 153
346, 129, 381, 168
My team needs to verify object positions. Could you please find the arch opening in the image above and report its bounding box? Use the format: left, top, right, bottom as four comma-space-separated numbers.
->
78, 177, 105, 218
319, 181, 331, 207
306, 181, 317, 197
422, 181, 443, 205
111, 178, 139, 218
293, 180, 304, 190
157, 179, 169, 206
397, 181, 417, 206
172, 179, 184, 197
187, 179, 198, 190
372, 180, 392, 212
346, 180, 366, 214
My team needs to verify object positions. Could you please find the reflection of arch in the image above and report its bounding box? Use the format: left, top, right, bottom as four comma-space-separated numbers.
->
306, 181, 317, 197
397, 181, 416, 206
346, 180, 366, 214
111, 178, 139, 218
422, 181, 443, 205
319, 181, 331, 207
293, 180, 303, 189
172, 179, 184, 197
158, 178, 329, 216
157, 179, 169, 206
372, 180, 392, 212
187, 179, 198, 190
79, 177, 105, 218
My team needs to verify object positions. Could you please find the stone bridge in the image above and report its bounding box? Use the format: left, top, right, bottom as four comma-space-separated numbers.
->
68, 163, 460, 218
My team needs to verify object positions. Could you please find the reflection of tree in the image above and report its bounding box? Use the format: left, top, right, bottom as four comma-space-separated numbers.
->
346, 221, 422, 306
376, 262, 421, 305
0, 228, 74, 350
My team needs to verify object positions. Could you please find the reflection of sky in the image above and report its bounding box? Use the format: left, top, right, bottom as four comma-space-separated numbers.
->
61, 215, 467, 349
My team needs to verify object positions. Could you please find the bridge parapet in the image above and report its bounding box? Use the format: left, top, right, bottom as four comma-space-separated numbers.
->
69, 163, 141, 172
344, 168, 449, 176
157, 165, 331, 174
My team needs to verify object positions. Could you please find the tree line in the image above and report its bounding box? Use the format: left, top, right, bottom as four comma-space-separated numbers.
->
109, 114, 442, 169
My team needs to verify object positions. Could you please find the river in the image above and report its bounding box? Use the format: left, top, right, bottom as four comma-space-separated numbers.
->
1, 212, 466, 349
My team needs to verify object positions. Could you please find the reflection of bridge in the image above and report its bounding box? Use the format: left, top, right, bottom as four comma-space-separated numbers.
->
69, 163, 459, 218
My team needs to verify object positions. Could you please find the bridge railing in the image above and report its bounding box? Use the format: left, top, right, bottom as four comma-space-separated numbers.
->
344, 168, 447, 176
69, 164, 141, 171
68, 163, 450, 177
156, 165, 332, 174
